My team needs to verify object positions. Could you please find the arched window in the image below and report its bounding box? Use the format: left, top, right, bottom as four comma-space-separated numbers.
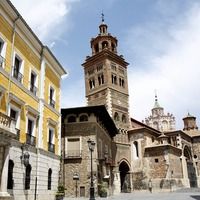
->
114, 112, 119, 121
94, 43, 99, 53
25, 164, 31, 190
133, 141, 139, 159
122, 114, 127, 123
80, 114, 88, 122
68, 116, 76, 123
153, 121, 159, 130
102, 41, 108, 49
7, 160, 14, 189
48, 168, 52, 190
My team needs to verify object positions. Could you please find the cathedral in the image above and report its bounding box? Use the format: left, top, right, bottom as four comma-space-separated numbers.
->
61, 17, 200, 197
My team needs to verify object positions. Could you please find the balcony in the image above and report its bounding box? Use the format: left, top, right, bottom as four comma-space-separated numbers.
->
65, 150, 82, 159
26, 133, 36, 146
49, 99, 55, 108
13, 67, 23, 83
30, 84, 37, 96
0, 112, 19, 139
48, 142, 55, 153
0, 55, 5, 68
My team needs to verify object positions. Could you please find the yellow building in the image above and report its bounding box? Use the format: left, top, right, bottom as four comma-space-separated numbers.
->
0, 1, 67, 200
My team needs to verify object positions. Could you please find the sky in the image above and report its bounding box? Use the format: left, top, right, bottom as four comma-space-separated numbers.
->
11, 0, 200, 129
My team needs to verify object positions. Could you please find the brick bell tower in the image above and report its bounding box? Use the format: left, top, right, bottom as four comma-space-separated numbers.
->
82, 15, 130, 138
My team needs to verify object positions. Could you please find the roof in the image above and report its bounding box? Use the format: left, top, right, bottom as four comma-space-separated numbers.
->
129, 118, 161, 137
61, 105, 118, 137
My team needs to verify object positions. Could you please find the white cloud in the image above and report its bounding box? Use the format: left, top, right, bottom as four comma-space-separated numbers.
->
127, 2, 200, 129
11, 0, 79, 43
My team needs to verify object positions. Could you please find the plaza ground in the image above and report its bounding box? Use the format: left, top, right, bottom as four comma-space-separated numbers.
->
64, 190, 200, 200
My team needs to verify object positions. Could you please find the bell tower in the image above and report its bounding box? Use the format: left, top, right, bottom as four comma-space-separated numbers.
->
82, 15, 130, 136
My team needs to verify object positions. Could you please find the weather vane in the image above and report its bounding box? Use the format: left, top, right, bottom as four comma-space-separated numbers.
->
101, 11, 104, 23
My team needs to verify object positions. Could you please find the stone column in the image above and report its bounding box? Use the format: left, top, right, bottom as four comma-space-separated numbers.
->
112, 168, 121, 195
181, 155, 190, 187
0, 146, 10, 197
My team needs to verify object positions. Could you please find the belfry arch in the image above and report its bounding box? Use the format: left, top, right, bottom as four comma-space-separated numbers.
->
119, 161, 131, 192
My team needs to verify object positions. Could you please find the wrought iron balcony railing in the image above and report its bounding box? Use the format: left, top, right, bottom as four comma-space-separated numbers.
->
49, 99, 55, 108
13, 67, 23, 83
26, 133, 36, 146
0, 55, 5, 68
48, 142, 55, 153
30, 84, 37, 96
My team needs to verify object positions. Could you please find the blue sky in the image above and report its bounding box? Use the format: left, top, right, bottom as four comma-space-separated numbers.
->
11, 0, 200, 129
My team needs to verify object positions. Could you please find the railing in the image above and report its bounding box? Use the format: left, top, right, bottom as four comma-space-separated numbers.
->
26, 133, 36, 146
0, 112, 18, 137
49, 99, 55, 108
0, 55, 5, 68
48, 142, 55, 153
13, 67, 23, 83
65, 150, 82, 158
30, 84, 37, 96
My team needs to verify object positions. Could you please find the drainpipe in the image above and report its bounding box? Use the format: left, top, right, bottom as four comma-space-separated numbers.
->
6, 15, 20, 115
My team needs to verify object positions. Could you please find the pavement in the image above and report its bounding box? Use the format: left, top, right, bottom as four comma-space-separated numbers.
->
63, 190, 200, 200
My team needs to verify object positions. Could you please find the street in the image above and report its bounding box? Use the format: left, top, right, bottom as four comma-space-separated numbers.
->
64, 190, 200, 200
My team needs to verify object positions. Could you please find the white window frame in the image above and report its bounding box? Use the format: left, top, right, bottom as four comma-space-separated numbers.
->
12, 52, 24, 83
26, 114, 36, 137
8, 104, 21, 129
0, 35, 7, 68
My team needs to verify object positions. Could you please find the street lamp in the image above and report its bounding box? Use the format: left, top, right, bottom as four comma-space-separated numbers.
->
87, 138, 95, 200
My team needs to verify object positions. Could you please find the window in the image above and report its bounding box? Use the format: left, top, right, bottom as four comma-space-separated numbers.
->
9, 106, 20, 129
26, 118, 36, 146
66, 137, 81, 158
133, 141, 139, 159
49, 87, 55, 108
89, 78, 95, 89
111, 74, 117, 85
155, 158, 159, 163
30, 71, 37, 95
25, 164, 31, 190
122, 114, 127, 123
0, 37, 6, 68
48, 168, 52, 190
48, 128, 55, 153
7, 160, 14, 189
111, 63, 116, 71
13, 55, 23, 83
68, 116, 76, 123
79, 114, 88, 122
98, 74, 104, 85
119, 77, 125, 87
114, 112, 119, 121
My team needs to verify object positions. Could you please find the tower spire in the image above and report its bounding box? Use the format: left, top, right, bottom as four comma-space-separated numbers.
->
154, 90, 160, 108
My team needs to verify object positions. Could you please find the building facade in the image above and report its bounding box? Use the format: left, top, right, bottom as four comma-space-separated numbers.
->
0, 1, 66, 200
145, 94, 176, 132
61, 106, 118, 197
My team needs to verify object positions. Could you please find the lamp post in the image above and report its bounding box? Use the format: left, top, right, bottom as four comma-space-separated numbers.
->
87, 138, 95, 200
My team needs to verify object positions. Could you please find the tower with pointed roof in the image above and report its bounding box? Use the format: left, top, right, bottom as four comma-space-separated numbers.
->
82, 16, 130, 137
145, 94, 176, 131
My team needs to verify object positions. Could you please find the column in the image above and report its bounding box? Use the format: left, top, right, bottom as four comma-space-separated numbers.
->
181, 156, 190, 187
0, 146, 10, 196
112, 168, 121, 195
